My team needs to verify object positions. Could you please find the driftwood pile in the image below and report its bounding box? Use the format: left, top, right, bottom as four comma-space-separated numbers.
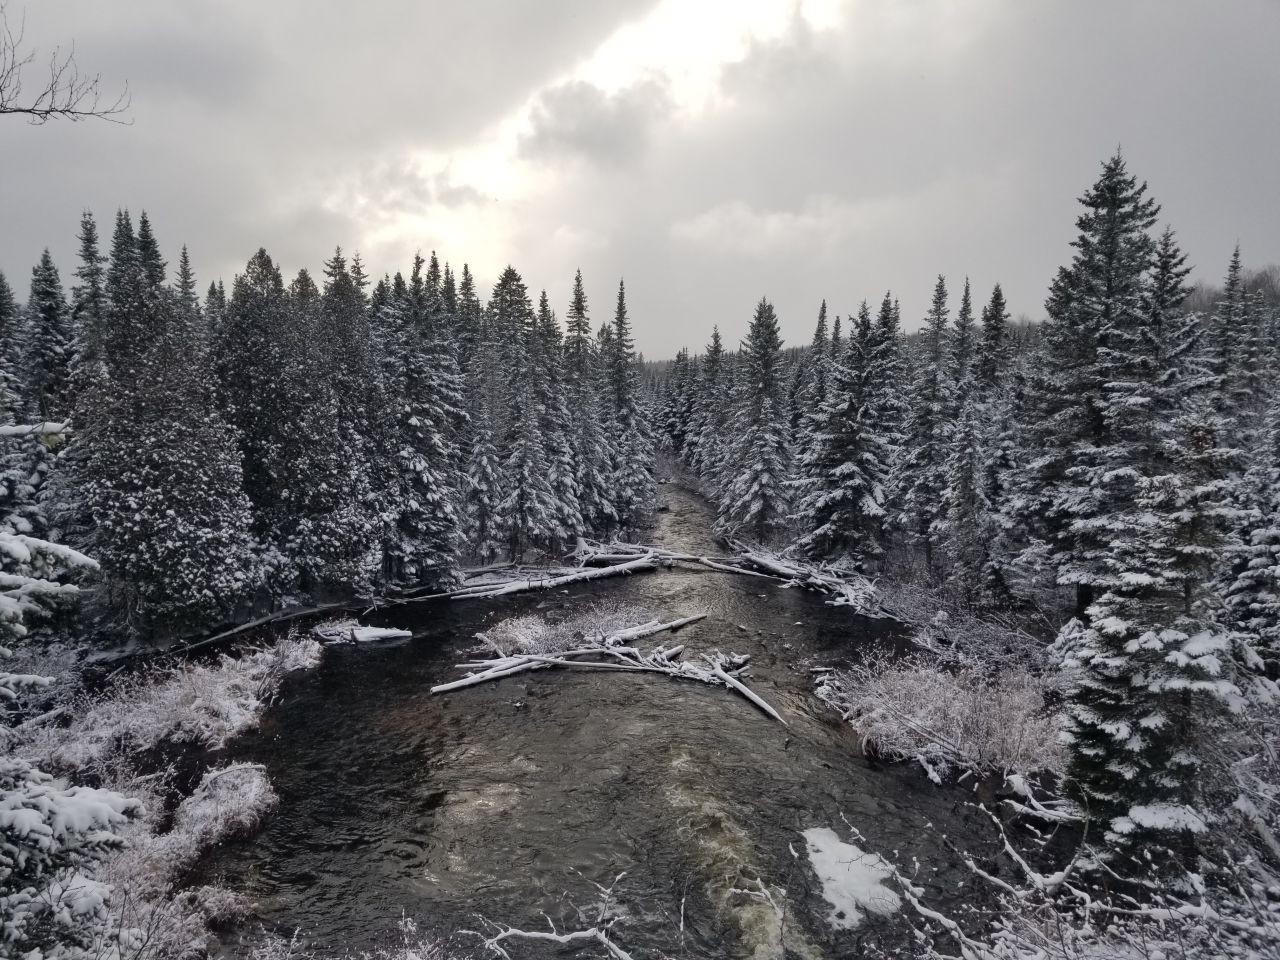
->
429, 613, 787, 725
573, 538, 884, 617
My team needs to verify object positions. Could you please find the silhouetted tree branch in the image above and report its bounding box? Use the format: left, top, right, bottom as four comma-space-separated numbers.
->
0, 2, 129, 123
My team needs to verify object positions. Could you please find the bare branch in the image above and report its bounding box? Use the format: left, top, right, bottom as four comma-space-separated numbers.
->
0, 2, 130, 123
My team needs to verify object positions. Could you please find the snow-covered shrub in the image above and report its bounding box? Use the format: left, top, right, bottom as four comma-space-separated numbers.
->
817, 654, 1065, 781
244, 916, 465, 960
5, 633, 317, 959
25, 633, 321, 772
476, 602, 651, 657
169, 763, 278, 854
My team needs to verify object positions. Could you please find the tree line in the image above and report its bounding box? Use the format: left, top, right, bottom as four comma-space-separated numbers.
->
657, 151, 1280, 853
0, 216, 654, 637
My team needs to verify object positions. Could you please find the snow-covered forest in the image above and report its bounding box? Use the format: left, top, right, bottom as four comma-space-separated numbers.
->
651, 151, 1280, 957
4, 2, 1280, 955
1, 222, 655, 637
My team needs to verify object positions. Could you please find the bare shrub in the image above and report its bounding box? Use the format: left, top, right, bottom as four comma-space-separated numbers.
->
475, 601, 652, 657
22, 634, 322, 772
817, 653, 1065, 782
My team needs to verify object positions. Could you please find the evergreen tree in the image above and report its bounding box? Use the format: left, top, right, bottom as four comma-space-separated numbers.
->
490, 267, 558, 558
604, 280, 653, 532
1013, 152, 1160, 617
205, 279, 228, 336
214, 251, 377, 594
563, 269, 615, 534
949, 278, 975, 406
689, 325, 728, 491
75, 218, 259, 632
717, 298, 790, 543
935, 390, 994, 603
900, 275, 953, 568
380, 257, 463, 588
174, 244, 202, 334
0, 273, 22, 425
69, 211, 106, 384
1209, 246, 1267, 447
535, 289, 583, 547
974, 283, 1011, 393
24, 250, 71, 423
792, 302, 892, 566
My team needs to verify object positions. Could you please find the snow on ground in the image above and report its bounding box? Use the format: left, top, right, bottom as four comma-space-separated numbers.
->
801, 827, 901, 930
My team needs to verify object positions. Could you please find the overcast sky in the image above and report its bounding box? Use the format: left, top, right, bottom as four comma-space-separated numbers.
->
3, 0, 1278, 358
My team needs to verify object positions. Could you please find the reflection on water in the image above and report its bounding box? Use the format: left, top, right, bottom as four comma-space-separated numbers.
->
200, 485, 987, 957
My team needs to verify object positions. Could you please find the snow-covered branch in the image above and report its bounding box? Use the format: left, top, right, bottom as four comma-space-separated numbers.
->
431, 606, 787, 723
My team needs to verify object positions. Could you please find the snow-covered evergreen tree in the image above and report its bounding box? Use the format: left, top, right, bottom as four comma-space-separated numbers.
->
792, 302, 892, 566
563, 269, 616, 535
974, 283, 1012, 394
23, 250, 71, 423
0, 272, 22, 426
380, 255, 464, 588
214, 251, 377, 595
899, 276, 953, 568
716, 298, 790, 543
603, 280, 653, 533
1013, 152, 1160, 617
689, 325, 729, 493
535, 289, 583, 548
948, 278, 975, 409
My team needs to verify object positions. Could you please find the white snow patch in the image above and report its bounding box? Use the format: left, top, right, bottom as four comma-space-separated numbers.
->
312, 619, 412, 643
802, 826, 901, 929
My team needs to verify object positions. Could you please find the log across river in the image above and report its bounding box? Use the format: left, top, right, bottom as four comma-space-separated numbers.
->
196, 484, 993, 958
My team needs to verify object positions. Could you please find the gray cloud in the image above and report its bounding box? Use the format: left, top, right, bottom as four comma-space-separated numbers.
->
2, 0, 1277, 359
521, 78, 672, 166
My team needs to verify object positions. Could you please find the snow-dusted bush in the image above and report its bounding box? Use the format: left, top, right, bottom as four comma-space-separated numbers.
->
25, 634, 321, 772
4, 633, 318, 960
245, 917, 465, 960
817, 654, 1065, 781
475, 601, 651, 657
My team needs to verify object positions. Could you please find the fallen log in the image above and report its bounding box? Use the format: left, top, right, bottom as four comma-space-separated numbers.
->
708, 657, 788, 726
431, 614, 785, 723
386, 554, 659, 606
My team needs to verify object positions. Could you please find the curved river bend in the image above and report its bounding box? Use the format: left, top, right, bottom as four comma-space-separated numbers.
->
200, 485, 988, 958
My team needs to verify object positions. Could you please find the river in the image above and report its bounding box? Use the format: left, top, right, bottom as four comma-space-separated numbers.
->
199, 484, 989, 958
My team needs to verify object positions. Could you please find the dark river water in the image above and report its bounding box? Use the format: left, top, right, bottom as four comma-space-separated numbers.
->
200, 485, 989, 958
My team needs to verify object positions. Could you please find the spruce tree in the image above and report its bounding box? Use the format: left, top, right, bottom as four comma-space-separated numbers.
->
792, 302, 892, 566
689, 326, 728, 492
1014, 152, 1160, 617
899, 276, 952, 569
605, 279, 654, 532
717, 298, 790, 543
0, 273, 22, 425
535, 289, 583, 548
69, 211, 106, 384
489, 267, 557, 558
949, 278, 975, 406
76, 219, 258, 633
462, 305, 504, 562
974, 283, 1011, 393
563, 269, 615, 534
24, 250, 72, 423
